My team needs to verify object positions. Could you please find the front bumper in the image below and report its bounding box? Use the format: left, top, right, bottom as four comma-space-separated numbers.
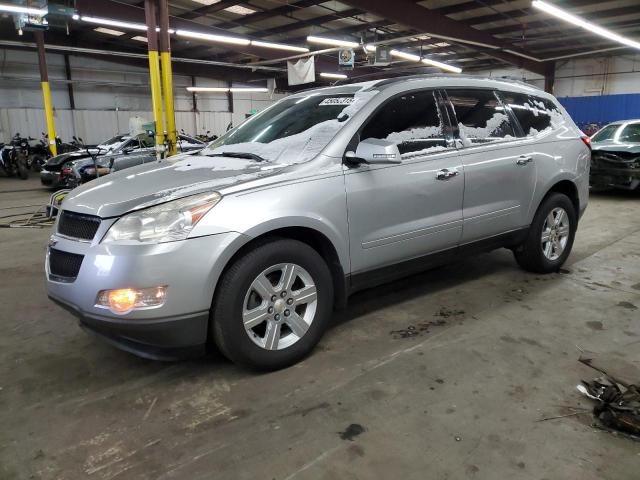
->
590, 167, 640, 190
46, 230, 246, 359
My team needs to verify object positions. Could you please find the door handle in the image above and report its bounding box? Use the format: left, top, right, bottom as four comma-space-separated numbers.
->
436, 168, 459, 180
516, 155, 533, 166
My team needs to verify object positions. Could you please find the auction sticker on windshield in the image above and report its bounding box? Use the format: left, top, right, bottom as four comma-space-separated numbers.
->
319, 97, 355, 106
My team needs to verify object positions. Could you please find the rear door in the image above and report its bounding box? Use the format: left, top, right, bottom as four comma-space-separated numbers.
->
345, 89, 464, 274
443, 88, 538, 243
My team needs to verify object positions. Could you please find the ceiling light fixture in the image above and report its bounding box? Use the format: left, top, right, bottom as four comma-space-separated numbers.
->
320, 72, 348, 80
389, 49, 421, 62
0, 3, 47, 15
187, 87, 269, 93
176, 29, 250, 46
532, 0, 640, 51
81, 16, 147, 31
225, 5, 256, 15
421, 58, 462, 74
307, 35, 359, 48
230, 87, 268, 92
132, 36, 148, 43
251, 40, 309, 52
187, 87, 228, 92
94, 27, 126, 37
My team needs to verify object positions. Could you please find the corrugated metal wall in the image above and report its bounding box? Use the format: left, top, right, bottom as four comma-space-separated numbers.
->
0, 48, 285, 143
558, 93, 640, 126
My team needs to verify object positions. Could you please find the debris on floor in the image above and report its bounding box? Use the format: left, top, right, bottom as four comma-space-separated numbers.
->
389, 307, 463, 339
577, 350, 640, 440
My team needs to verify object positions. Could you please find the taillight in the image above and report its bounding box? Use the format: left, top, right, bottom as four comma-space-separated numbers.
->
581, 136, 592, 150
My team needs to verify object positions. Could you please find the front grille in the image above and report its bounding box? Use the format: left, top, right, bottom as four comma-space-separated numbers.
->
58, 210, 101, 241
49, 248, 84, 280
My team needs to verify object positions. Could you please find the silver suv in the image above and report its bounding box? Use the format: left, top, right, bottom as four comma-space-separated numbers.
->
46, 75, 590, 370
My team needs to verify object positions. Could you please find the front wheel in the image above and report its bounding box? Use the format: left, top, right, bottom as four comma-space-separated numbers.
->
514, 192, 577, 273
211, 238, 334, 370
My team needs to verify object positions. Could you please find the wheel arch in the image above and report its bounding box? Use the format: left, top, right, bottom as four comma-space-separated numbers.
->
543, 179, 580, 218
211, 225, 349, 320
533, 178, 580, 222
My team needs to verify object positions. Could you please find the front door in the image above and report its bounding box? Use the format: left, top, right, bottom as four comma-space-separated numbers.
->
345, 89, 464, 275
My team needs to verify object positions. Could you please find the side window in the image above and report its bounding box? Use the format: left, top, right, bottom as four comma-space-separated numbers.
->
360, 90, 451, 157
446, 89, 516, 145
500, 92, 557, 137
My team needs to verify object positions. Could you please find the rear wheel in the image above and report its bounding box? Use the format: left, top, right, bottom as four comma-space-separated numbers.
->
17, 156, 29, 180
212, 238, 333, 370
514, 192, 577, 273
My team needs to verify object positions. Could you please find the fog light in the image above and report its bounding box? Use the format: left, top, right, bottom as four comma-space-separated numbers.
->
96, 286, 167, 314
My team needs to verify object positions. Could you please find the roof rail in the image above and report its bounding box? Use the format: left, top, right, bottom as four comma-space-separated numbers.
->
360, 73, 541, 91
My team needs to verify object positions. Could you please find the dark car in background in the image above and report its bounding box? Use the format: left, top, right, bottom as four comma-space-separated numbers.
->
40, 134, 147, 189
75, 134, 204, 183
590, 120, 640, 190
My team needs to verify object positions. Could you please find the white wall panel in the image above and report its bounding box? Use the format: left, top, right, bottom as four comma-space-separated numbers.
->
0, 48, 291, 143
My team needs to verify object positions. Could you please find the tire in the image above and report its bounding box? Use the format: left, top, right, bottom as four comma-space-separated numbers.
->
31, 155, 44, 172
514, 192, 577, 273
17, 157, 29, 180
211, 238, 334, 371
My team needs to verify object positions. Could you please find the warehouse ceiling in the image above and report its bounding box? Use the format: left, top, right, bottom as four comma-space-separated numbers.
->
0, 0, 639, 86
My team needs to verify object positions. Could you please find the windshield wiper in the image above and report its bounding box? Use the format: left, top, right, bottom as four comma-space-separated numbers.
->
211, 151, 267, 162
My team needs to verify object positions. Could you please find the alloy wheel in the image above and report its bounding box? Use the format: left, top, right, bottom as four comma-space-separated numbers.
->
242, 263, 318, 350
541, 207, 570, 261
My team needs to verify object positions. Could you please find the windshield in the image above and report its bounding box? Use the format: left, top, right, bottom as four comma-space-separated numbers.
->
202, 90, 377, 164
592, 123, 640, 143
101, 135, 127, 147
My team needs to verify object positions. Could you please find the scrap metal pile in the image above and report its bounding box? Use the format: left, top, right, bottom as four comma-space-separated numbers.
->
578, 353, 640, 439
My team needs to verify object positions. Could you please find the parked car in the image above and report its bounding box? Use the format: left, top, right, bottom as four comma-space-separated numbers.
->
46, 75, 590, 370
76, 134, 205, 182
590, 120, 640, 190
40, 134, 152, 189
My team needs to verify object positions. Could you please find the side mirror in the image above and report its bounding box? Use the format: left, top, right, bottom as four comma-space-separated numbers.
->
345, 138, 402, 166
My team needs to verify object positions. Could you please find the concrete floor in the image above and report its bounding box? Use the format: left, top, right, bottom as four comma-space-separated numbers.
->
1, 175, 639, 479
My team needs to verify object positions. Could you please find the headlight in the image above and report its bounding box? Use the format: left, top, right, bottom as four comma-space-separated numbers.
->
102, 192, 221, 244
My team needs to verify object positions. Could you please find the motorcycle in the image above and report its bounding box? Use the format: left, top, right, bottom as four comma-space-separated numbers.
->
0, 142, 29, 180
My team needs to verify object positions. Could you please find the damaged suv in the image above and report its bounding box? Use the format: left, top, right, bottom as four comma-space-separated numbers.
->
590, 120, 640, 190
46, 75, 590, 370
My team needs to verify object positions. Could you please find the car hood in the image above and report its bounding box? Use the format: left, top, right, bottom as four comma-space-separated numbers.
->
61, 153, 292, 217
46, 151, 90, 166
591, 143, 640, 154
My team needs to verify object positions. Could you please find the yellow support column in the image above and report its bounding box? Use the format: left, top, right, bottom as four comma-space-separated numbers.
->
144, 0, 165, 150
35, 32, 57, 156
159, 0, 177, 156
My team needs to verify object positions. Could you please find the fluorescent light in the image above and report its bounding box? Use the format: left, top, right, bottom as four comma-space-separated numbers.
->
132, 36, 148, 43
187, 87, 229, 92
421, 58, 462, 73
94, 27, 126, 37
320, 72, 348, 80
191, 0, 222, 4
307, 36, 359, 48
390, 49, 421, 62
230, 87, 269, 92
225, 5, 255, 15
81, 16, 147, 31
176, 29, 250, 46
0, 3, 47, 15
532, 0, 640, 51
187, 87, 269, 93
251, 40, 309, 52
